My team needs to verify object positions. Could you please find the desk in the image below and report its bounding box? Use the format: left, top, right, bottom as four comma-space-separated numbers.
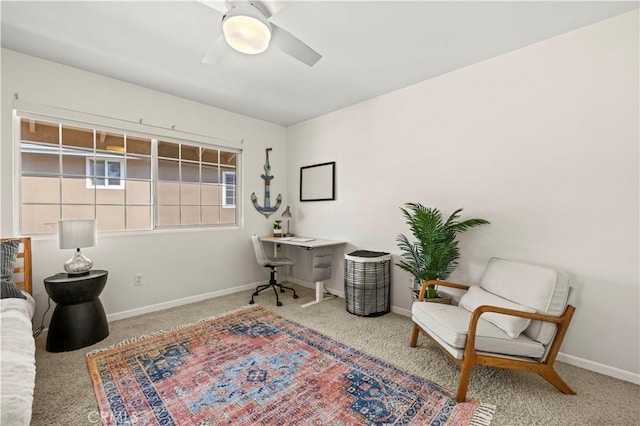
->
261, 236, 345, 308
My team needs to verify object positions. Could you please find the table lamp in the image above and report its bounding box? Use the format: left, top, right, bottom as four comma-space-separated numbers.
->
59, 219, 97, 275
281, 206, 293, 237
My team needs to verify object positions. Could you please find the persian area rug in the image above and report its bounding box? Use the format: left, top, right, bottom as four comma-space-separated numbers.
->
87, 305, 495, 425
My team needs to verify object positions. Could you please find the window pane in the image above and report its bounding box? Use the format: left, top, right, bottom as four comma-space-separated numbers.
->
62, 150, 90, 176
181, 183, 200, 205
220, 207, 236, 224
62, 177, 94, 204
96, 132, 124, 153
180, 206, 200, 225
158, 159, 179, 181
181, 162, 199, 183
107, 161, 122, 186
21, 119, 59, 145
62, 125, 93, 149
158, 181, 180, 205
181, 145, 199, 161
202, 206, 220, 224
22, 151, 60, 175
21, 204, 60, 234
62, 205, 94, 221
126, 206, 152, 230
127, 157, 151, 180
201, 184, 220, 206
202, 148, 218, 164
158, 141, 179, 159
97, 206, 125, 231
22, 176, 60, 203
126, 180, 151, 205
96, 188, 125, 204
127, 137, 151, 155
158, 206, 180, 226
202, 164, 219, 183
220, 151, 236, 166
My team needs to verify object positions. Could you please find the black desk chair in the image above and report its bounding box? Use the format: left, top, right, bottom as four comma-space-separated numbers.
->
250, 235, 299, 306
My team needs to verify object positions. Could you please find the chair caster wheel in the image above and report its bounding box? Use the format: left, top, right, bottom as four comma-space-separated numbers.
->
249, 300, 255, 304
293, 294, 299, 299
277, 302, 283, 306
280, 289, 285, 293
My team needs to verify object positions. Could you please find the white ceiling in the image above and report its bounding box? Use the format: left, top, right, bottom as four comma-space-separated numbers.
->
2, 1, 637, 127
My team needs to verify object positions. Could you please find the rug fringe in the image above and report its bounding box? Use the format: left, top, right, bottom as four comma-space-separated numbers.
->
468, 402, 496, 426
86, 305, 261, 357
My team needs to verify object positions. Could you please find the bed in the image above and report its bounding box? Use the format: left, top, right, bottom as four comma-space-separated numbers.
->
1, 237, 36, 426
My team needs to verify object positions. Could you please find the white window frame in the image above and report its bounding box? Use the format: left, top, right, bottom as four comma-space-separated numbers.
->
13, 102, 243, 234
86, 157, 125, 189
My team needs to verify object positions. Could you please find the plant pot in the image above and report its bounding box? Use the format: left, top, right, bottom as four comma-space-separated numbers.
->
411, 289, 452, 305
273, 230, 282, 237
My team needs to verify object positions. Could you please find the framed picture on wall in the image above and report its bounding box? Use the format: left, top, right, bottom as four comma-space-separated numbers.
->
300, 162, 335, 202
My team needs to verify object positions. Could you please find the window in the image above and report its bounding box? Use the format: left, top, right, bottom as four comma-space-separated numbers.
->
18, 116, 240, 235
86, 158, 124, 189
222, 171, 236, 207
156, 140, 237, 227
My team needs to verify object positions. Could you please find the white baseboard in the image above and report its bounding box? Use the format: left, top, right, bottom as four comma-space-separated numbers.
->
555, 352, 639, 385
106, 282, 263, 322
105, 280, 640, 385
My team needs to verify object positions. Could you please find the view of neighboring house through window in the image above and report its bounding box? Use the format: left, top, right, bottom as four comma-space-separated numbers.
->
157, 140, 237, 227
18, 116, 238, 235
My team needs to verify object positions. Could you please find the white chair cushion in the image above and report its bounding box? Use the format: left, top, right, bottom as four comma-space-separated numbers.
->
459, 286, 536, 338
412, 302, 545, 359
480, 258, 570, 345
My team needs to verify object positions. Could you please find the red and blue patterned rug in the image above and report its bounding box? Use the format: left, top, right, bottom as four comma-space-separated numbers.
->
87, 305, 495, 425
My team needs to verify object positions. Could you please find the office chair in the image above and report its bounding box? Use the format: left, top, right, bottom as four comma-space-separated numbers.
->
250, 235, 299, 306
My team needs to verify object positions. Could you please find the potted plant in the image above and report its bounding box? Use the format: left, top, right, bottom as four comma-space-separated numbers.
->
273, 220, 283, 237
396, 203, 489, 301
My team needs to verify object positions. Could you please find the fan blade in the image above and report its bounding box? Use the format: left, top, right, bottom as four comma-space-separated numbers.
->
270, 24, 321, 67
199, 0, 230, 14
202, 33, 230, 65
251, 1, 286, 19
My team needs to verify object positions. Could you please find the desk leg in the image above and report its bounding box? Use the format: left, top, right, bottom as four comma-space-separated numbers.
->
301, 281, 335, 308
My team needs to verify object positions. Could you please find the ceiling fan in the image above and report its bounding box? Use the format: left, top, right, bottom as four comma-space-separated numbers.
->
200, 0, 322, 67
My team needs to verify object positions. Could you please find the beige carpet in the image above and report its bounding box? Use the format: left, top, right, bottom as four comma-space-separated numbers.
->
32, 284, 639, 425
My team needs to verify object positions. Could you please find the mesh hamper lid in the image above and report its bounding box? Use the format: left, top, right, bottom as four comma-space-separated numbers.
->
345, 250, 391, 263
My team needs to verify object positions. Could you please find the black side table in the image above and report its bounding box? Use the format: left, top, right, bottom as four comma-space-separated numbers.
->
44, 270, 109, 352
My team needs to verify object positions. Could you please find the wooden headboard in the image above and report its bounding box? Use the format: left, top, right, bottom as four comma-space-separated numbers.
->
1, 237, 32, 295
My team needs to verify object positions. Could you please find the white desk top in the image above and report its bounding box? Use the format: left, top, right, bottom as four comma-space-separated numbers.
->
261, 236, 345, 248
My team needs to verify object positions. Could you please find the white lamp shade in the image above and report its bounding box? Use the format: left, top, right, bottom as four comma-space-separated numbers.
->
223, 11, 271, 54
59, 219, 97, 249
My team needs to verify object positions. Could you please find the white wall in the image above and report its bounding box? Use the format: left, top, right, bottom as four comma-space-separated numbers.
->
286, 11, 639, 379
1, 49, 289, 324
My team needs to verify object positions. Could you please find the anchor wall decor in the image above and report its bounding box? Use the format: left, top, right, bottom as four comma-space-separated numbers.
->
251, 147, 282, 218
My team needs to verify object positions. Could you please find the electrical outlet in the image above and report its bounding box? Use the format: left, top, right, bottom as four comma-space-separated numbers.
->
134, 273, 143, 287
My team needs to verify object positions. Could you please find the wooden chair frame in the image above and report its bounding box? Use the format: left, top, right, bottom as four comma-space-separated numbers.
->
410, 279, 576, 402
1, 237, 32, 295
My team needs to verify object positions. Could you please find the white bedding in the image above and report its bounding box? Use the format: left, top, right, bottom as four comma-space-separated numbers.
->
0, 292, 36, 426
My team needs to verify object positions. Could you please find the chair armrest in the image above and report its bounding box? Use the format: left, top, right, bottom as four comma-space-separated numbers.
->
417, 280, 470, 301
463, 304, 575, 359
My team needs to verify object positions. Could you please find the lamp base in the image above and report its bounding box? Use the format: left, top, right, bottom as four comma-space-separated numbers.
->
64, 249, 93, 274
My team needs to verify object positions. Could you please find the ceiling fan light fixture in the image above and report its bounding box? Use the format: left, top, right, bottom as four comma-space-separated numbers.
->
222, 11, 271, 55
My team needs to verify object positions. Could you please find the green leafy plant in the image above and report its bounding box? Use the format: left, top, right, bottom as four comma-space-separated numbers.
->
273, 220, 282, 230
396, 203, 489, 299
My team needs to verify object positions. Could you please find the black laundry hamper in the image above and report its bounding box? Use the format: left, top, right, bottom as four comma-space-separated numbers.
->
344, 250, 391, 317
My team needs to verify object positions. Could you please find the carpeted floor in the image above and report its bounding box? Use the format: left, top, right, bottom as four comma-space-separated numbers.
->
33, 284, 639, 425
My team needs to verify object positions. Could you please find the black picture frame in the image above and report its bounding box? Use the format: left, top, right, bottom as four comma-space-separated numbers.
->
300, 162, 335, 202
